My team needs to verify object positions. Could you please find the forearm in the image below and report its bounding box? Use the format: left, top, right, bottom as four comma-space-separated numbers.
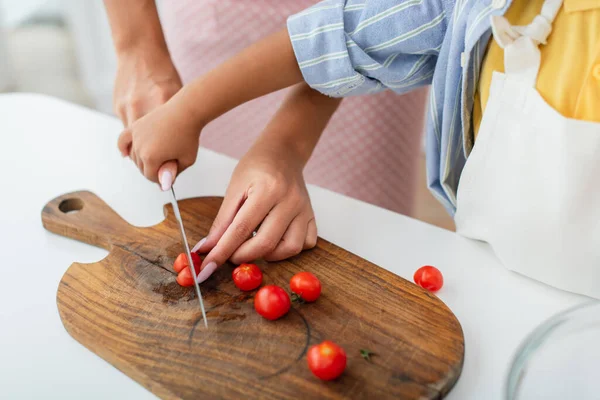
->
176, 29, 304, 129
103, 0, 169, 56
255, 83, 342, 166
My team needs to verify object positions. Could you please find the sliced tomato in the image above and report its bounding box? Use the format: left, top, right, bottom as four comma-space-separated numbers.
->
173, 252, 201, 274
174, 253, 202, 287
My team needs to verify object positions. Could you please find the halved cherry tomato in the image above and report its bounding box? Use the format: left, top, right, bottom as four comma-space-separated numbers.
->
174, 253, 202, 287
176, 267, 198, 287
307, 340, 347, 380
290, 272, 321, 302
413, 265, 443, 292
254, 285, 290, 320
232, 263, 263, 291
173, 252, 201, 274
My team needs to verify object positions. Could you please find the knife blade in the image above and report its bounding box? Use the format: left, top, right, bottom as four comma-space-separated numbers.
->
170, 187, 208, 328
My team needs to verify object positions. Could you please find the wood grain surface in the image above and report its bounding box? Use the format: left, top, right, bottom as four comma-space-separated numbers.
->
42, 191, 464, 399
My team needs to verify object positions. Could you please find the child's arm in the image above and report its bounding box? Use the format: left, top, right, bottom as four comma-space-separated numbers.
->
176, 29, 304, 131
117, 29, 303, 182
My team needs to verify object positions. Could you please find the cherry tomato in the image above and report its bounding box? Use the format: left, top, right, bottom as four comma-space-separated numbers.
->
232, 263, 263, 291
174, 253, 202, 287
176, 266, 198, 287
173, 252, 201, 274
413, 265, 443, 292
254, 285, 291, 320
290, 272, 321, 302
307, 341, 347, 381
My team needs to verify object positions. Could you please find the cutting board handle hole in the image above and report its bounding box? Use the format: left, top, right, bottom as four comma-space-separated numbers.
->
59, 198, 84, 214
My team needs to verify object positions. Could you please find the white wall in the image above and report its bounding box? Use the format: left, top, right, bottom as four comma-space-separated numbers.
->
0, 0, 61, 28
0, 5, 14, 90
61, 0, 116, 114
0, 0, 115, 109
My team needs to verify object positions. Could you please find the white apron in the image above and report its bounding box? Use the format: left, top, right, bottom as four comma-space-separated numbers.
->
454, 0, 600, 299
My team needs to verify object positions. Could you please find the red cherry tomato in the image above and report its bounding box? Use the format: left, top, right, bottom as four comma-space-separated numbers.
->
254, 285, 291, 320
307, 341, 347, 381
232, 263, 263, 291
290, 272, 321, 302
174, 253, 202, 287
413, 265, 443, 292
176, 266, 198, 287
173, 252, 201, 274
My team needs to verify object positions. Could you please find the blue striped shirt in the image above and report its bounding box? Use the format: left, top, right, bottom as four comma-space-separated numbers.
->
287, 0, 513, 215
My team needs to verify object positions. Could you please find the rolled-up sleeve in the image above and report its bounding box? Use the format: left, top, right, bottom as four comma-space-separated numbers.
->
287, 0, 447, 97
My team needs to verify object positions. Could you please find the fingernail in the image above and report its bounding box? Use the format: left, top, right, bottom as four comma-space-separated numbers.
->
192, 237, 207, 253
196, 262, 217, 284
160, 170, 173, 191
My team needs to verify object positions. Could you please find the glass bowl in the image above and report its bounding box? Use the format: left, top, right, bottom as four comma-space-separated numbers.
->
506, 300, 600, 399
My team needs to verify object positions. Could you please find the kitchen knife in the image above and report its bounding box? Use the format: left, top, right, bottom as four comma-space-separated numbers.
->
170, 186, 208, 327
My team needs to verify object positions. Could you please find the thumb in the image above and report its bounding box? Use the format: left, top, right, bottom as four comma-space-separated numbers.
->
158, 161, 178, 191
117, 128, 133, 157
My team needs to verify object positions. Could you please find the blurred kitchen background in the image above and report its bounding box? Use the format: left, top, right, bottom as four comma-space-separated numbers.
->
0, 0, 454, 231
0, 1, 113, 111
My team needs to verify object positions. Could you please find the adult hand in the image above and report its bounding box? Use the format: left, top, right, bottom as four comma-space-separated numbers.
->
113, 49, 182, 132
193, 139, 317, 282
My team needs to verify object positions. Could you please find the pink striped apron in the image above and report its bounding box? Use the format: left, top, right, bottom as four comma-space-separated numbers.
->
159, 0, 427, 215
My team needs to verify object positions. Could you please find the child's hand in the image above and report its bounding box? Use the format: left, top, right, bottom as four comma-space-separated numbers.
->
118, 97, 201, 188
194, 140, 317, 273
188, 82, 339, 283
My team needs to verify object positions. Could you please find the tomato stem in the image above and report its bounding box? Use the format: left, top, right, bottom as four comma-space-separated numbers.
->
291, 293, 305, 304
360, 349, 375, 362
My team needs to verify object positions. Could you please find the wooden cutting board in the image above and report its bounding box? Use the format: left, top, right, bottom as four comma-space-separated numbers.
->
42, 191, 464, 399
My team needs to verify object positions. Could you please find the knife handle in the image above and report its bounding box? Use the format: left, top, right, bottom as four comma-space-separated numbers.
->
41, 191, 136, 251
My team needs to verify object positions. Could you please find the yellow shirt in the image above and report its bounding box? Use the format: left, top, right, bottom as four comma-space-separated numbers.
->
473, 0, 600, 140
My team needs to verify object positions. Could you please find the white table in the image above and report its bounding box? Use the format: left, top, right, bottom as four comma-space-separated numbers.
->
0, 94, 586, 399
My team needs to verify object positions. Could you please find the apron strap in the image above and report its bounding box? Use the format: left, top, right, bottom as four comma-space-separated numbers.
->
490, 0, 563, 86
